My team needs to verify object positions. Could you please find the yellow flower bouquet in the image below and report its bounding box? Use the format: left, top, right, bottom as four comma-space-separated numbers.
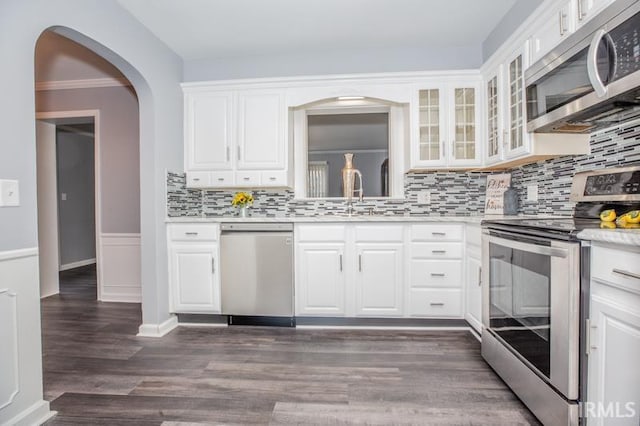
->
231, 191, 254, 208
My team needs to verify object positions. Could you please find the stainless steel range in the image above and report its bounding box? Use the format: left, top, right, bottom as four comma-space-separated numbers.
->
481, 165, 640, 426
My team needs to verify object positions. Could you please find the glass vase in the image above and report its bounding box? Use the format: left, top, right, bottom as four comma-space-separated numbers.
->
239, 206, 248, 218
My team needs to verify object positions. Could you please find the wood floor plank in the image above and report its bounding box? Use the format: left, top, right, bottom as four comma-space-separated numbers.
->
43, 264, 541, 426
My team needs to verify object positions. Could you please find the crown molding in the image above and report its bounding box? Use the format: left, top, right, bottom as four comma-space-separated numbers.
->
35, 77, 130, 91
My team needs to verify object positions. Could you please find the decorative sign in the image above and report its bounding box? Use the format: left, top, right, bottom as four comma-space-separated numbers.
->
485, 173, 512, 215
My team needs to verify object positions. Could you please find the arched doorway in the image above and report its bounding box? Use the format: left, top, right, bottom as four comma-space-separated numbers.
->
0, 2, 182, 421
35, 30, 142, 304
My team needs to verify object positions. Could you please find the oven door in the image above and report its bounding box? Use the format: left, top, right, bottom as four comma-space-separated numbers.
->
482, 230, 581, 400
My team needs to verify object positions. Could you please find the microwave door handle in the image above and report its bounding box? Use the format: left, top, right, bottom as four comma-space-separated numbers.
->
587, 29, 609, 98
486, 235, 568, 258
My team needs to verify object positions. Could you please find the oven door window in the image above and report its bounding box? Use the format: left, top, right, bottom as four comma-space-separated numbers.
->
488, 242, 551, 378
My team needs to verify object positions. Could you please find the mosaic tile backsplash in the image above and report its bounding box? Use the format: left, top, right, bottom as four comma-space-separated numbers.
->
167, 120, 640, 218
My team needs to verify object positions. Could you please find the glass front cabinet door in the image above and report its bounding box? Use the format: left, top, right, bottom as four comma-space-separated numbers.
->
486, 68, 502, 164
505, 47, 529, 158
411, 81, 481, 169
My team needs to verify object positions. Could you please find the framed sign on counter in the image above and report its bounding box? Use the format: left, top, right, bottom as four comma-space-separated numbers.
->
485, 173, 511, 215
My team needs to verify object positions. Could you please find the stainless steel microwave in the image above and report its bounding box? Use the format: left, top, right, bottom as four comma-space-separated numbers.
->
525, 0, 640, 133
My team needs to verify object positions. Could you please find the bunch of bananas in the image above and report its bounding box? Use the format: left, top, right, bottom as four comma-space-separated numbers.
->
600, 209, 640, 229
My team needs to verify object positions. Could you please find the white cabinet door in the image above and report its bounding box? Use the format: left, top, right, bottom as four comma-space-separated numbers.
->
185, 91, 233, 171
530, 1, 573, 65
587, 295, 640, 426
465, 253, 482, 333
412, 86, 447, 168
577, 0, 615, 27
296, 243, 345, 316
170, 243, 220, 313
504, 45, 529, 159
485, 68, 503, 164
449, 84, 481, 166
237, 90, 285, 170
355, 243, 404, 316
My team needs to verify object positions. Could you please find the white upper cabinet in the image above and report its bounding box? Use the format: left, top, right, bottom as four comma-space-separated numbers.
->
185, 91, 233, 172
505, 46, 528, 159
485, 67, 503, 164
411, 80, 481, 169
183, 86, 290, 188
530, 1, 574, 65
576, 0, 616, 28
236, 90, 285, 170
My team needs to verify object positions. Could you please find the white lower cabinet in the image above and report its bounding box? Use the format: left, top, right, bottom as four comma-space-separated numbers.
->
355, 243, 404, 316
408, 224, 465, 318
587, 243, 640, 426
465, 247, 482, 332
168, 224, 221, 313
296, 243, 345, 316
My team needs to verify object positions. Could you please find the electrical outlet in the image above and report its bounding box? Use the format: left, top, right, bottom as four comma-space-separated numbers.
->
0, 179, 20, 207
61, 193, 67, 201
417, 190, 431, 204
527, 185, 539, 202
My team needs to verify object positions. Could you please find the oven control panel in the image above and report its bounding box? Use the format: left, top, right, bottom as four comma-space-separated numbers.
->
570, 165, 640, 201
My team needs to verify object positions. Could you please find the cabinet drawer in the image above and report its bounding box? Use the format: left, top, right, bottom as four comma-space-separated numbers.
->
411, 224, 463, 242
355, 225, 404, 243
235, 171, 261, 186
169, 224, 219, 241
408, 288, 463, 317
186, 172, 210, 188
592, 244, 640, 290
209, 171, 234, 187
261, 170, 288, 186
410, 259, 462, 288
411, 242, 463, 259
297, 225, 346, 242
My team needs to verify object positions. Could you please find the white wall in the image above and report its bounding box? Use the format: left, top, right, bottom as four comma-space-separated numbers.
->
183, 45, 482, 81
36, 86, 141, 233
0, 0, 183, 423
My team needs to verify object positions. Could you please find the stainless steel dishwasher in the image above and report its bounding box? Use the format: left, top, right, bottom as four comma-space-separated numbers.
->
220, 223, 294, 326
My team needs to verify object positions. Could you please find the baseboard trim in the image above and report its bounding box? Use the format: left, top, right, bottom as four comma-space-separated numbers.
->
59, 258, 96, 271
2, 400, 54, 426
137, 315, 178, 338
296, 325, 472, 331
0, 247, 38, 262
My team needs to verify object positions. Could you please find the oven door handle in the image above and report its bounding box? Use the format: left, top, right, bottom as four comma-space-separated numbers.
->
486, 235, 568, 258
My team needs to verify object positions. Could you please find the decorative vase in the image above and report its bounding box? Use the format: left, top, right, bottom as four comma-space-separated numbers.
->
341, 153, 363, 201
239, 206, 248, 218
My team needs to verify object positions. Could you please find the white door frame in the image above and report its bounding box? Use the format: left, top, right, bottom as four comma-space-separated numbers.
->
35, 109, 103, 299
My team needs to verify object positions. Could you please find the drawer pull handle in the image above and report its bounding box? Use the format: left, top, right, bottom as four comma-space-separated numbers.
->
430, 302, 445, 306
432, 232, 446, 236
430, 273, 445, 277
185, 232, 198, 236
432, 250, 446, 254
192, 178, 200, 181
612, 268, 640, 281
218, 177, 225, 181
269, 176, 277, 181
243, 177, 250, 181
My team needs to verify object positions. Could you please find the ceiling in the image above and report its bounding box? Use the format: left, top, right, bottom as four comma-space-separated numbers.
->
117, 0, 523, 61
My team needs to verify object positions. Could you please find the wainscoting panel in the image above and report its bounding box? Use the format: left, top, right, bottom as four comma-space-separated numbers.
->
99, 234, 141, 303
0, 248, 53, 425
0, 289, 19, 410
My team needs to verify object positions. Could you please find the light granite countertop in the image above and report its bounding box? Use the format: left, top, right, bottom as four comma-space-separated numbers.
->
165, 214, 559, 225
577, 229, 640, 247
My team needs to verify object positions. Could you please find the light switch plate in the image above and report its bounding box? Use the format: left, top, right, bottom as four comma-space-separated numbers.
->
527, 185, 538, 202
0, 180, 20, 207
417, 190, 431, 205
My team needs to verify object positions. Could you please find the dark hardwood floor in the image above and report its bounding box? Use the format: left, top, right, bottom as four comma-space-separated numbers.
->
42, 266, 540, 425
